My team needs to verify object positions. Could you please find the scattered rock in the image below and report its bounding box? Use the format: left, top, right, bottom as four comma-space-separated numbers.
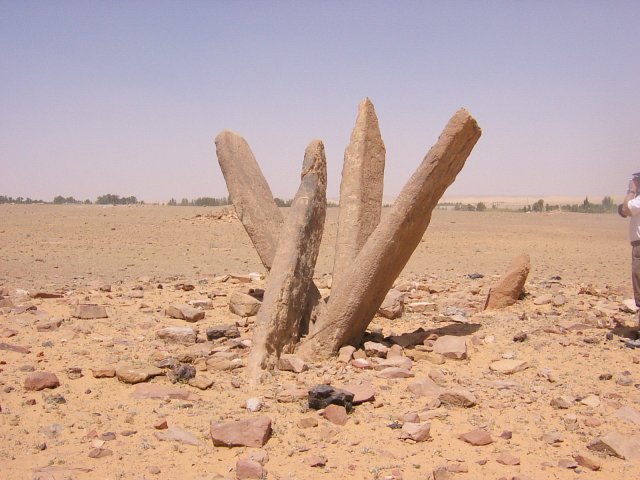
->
432, 336, 467, 359
91, 367, 116, 378
377, 367, 414, 379
72, 304, 108, 319
236, 457, 264, 479
130, 384, 199, 401
399, 422, 431, 442
614, 405, 640, 426
364, 341, 389, 358
308, 385, 354, 412
484, 253, 530, 309
157, 326, 197, 345
154, 426, 201, 446
489, 359, 528, 374
277, 354, 308, 373
116, 365, 164, 384
337, 345, 356, 363
210, 416, 272, 447
88, 448, 113, 458
166, 304, 205, 322
323, 404, 348, 425
246, 397, 263, 412
167, 363, 196, 384
342, 382, 375, 405
378, 289, 404, 319
458, 429, 493, 446
24, 372, 60, 391
550, 396, 573, 409
496, 452, 520, 465
438, 389, 477, 408
229, 292, 261, 317
587, 431, 640, 460
572, 453, 601, 471
206, 324, 240, 340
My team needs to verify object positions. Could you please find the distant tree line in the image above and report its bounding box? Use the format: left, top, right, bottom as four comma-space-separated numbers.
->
0, 195, 45, 204
167, 196, 231, 206
522, 196, 617, 214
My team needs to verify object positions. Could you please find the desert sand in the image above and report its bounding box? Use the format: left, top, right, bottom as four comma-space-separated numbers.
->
1, 204, 639, 480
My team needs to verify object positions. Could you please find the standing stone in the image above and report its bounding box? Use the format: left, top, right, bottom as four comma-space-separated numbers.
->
332, 97, 386, 292
484, 254, 531, 309
248, 140, 327, 377
215, 130, 284, 269
297, 109, 481, 359
377, 289, 405, 319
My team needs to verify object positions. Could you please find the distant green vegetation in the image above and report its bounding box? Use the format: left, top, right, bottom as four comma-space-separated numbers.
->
437, 196, 619, 214
167, 196, 231, 207
0, 195, 45, 204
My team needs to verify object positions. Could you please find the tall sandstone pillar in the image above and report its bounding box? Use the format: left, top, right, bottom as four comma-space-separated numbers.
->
248, 140, 327, 378
331, 98, 386, 293
297, 109, 481, 360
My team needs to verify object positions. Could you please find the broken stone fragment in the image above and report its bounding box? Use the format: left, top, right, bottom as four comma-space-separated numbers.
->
438, 389, 477, 408
236, 457, 264, 480
484, 253, 530, 309
72, 304, 108, 319
116, 365, 164, 384
364, 341, 388, 358
308, 384, 354, 412
156, 326, 197, 345
229, 292, 261, 317
323, 404, 349, 425
489, 359, 529, 374
165, 304, 205, 322
341, 382, 375, 405
206, 324, 240, 340
24, 372, 60, 391
130, 384, 199, 401
210, 416, 272, 447
399, 422, 431, 442
377, 289, 404, 319
91, 367, 116, 378
277, 354, 308, 373
432, 336, 467, 359
458, 429, 493, 446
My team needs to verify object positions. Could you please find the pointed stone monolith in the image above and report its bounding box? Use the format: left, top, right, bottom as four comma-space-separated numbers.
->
215, 130, 284, 269
332, 98, 385, 292
248, 140, 327, 377
296, 109, 481, 360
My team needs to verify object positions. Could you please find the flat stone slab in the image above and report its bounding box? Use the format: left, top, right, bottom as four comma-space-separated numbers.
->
432, 335, 467, 359
154, 426, 201, 446
588, 431, 640, 460
341, 382, 375, 404
210, 416, 272, 448
458, 429, 493, 446
489, 359, 529, 374
156, 326, 197, 345
615, 405, 640, 426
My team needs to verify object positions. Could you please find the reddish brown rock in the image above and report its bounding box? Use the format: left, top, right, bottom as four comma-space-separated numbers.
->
572, 454, 601, 471
484, 254, 530, 309
130, 384, 199, 401
377, 289, 404, 319
236, 458, 264, 479
210, 416, 272, 447
0, 327, 18, 338
399, 422, 431, 442
458, 429, 493, 446
116, 365, 163, 384
342, 382, 375, 404
0, 342, 30, 354
36, 318, 62, 332
24, 372, 60, 391
154, 426, 201, 446
323, 404, 348, 426
88, 448, 113, 458
496, 452, 520, 465
277, 354, 308, 373
587, 431, 640, 460
32, 292, 64, 299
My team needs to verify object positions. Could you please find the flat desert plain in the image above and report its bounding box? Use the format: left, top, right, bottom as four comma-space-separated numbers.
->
1, 204, 639, 480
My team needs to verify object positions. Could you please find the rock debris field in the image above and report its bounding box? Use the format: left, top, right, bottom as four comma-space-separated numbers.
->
0, 204, 639, 480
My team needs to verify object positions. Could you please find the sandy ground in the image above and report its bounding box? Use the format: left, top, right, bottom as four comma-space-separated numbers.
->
1, 204, 639, 480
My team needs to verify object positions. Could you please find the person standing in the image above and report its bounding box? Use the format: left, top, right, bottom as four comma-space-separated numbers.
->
620, 173, 640, 325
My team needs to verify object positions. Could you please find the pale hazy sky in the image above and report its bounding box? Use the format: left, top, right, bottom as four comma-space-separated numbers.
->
1, 1, 638, 202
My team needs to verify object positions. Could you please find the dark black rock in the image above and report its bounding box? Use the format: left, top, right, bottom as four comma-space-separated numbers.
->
157, 357, 179, 369
308, 384, 354, 412
465, 273, 484, 280
513, 332, 528, 342
206, 325, 240, 341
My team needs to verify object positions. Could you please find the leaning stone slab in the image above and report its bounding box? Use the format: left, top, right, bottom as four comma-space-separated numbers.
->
229, 292, 261, 317
248, 140, 327, 376
210, 416, 272, 447
72, 304, 108, 319
154, 426, 201, 446
484, 253, 531, 309
297, 109, 481, 359
332, 97, 385, 291
215, 130, 284, 268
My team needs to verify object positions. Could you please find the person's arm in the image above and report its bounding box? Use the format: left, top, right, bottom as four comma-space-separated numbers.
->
622, 179, 639, 217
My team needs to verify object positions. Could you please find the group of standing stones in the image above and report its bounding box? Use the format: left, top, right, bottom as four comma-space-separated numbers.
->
215, 99, 482, 379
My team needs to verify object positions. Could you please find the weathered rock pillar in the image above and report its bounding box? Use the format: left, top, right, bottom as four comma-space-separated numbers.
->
215, 130, 284, 269
248, 140, 327, 377
331, 98, 386, 293
297, 109, 481, 360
